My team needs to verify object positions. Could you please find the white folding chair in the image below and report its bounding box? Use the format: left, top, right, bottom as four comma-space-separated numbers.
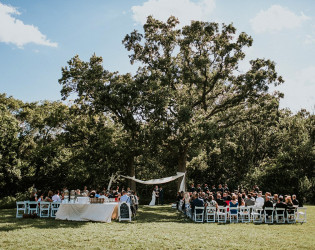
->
119, 202, 132, 222
251, 207, 263, 223
205, 207, 216, 223
39, 202, 51, 218
186, 206, 192, 219
229, 206, 239, 223
27, 201, 38, 214
286, 208, 296, 223
264, 207, 274, 224
51, 202, 61, 217
217, 206, 227, 223
193, 207, 204, 222
178, 200, 184, 212
16, 201, 26, 218
296, 207, 307, 223
239, 206, 251, 223
275, 208, 286, 223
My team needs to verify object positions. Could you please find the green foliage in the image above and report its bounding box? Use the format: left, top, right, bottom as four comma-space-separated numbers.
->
0, 17, 314, 203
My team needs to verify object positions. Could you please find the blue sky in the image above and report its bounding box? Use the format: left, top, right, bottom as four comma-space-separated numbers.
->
0, 0, 314, 113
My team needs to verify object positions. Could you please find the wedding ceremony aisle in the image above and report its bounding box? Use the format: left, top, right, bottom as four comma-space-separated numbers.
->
0, 205, 314, 249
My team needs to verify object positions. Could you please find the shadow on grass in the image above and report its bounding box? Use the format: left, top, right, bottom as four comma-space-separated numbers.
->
0, 209, 88, 232
135, 205, 193, 224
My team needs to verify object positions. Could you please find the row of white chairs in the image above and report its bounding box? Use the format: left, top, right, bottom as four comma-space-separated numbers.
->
16, 201, 61, 218
181, 203, 307, 224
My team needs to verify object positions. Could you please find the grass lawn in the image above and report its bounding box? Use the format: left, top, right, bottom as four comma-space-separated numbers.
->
0, 205, 314, 249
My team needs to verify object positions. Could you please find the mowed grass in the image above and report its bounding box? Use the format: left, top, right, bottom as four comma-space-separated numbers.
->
0, 205, 314, 249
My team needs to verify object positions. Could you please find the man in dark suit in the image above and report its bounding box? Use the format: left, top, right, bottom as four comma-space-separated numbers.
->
203, 184, 209, 192
154, 185, 159, 205
263, 196, 274, 216
275, 196, 287, 209
215, 193, 226, 207
292, 194, 299, 206
191, 194, 204, 214
217, 184, 224, 194
189, 183, 196, 193
159, 187, 164, 205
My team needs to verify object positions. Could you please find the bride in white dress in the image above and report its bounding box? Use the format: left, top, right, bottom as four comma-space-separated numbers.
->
149, 190, 156, 206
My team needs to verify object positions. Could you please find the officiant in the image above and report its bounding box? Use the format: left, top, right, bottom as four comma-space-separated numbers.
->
159, 187, 164, 205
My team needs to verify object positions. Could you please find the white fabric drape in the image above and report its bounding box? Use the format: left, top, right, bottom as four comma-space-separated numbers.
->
56, 203, 117, 222
120, 172, 186, 192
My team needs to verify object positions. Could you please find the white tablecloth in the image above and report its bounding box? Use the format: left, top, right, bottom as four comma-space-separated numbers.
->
55, 203, 118, 223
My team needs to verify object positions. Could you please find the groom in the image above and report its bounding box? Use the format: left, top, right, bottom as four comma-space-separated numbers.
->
154, 185, 159, 205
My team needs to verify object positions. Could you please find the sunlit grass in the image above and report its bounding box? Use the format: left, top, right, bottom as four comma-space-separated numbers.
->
0, 205, 314, 249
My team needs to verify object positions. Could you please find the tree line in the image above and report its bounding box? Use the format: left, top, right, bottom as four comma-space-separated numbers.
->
0, 17, 314, 204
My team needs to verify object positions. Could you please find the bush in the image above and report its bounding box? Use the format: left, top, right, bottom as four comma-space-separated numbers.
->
0, 196, 16, 209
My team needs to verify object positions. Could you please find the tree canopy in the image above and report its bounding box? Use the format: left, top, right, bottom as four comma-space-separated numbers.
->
0, 17, 314, 204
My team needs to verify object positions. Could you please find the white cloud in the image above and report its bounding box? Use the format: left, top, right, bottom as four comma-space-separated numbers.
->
250, 5, 310, 34
0, 2, 57, 48
278, 66, 315, 112
305, 34, 315, 45
131, 0, 215, 26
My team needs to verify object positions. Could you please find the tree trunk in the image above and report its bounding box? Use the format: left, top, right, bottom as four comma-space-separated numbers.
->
127, 157, 136, 191
177, 146, 187, 191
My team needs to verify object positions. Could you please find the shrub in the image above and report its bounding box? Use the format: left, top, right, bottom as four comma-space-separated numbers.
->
0, 196, 16, 209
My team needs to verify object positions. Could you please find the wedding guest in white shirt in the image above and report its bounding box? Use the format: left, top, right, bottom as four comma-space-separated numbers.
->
52, 190, 61, 202
255, 192, 264, 208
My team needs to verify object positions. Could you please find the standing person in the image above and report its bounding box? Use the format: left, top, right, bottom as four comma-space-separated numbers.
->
149, 188, 156, 206
154, 185, 159, 205
159, 187, 164, 205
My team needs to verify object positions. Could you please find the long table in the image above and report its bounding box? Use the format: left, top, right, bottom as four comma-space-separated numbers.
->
55, 203, 118, 223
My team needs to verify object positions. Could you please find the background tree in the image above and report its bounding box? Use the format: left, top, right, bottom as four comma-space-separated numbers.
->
122, 16, 284, 188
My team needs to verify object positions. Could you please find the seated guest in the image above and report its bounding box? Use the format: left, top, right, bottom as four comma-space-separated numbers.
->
206, 195, 218, 209
211, 185, 217, 196
82, 186, 89, 196
196, 184, 202, 193
229, 195, 238, 219
224, 184, 229, 192
45, 191, 53, 202
95, 190, 100, 198
191, 193, 204, 214
29, 190, 38, 209
203, 184, 209, 192
245, 194, 255, 206
275, 196, 287, 209
120, 190, 130, 203
222, 192, 228, 201
225, 195, 231, 211
272, 194, 279, 205
217, 184, 224, 194
37, 192, 44, 202
189, 184, 196, 193
285, 196, 295, 215
238, 193, 245, 206
255, 192, 264, 208
75, 189, 82, 197
263, 196, 274, 216
98, 191, 109, 202
89, 190, 96, 198
52, 190, 61, 202
216, 194, 226, 207
292, 195, 299, 206
254, 185, 259, 193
